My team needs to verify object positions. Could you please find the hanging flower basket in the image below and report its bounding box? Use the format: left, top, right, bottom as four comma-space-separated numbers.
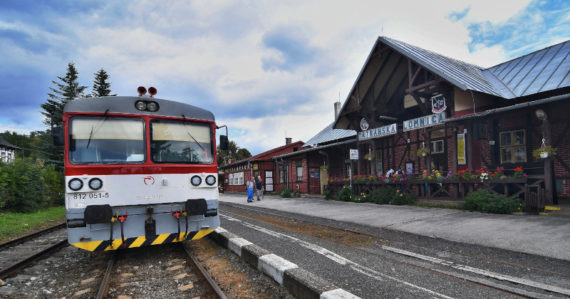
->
532, 146, 557, 159
416, 148, 430, 157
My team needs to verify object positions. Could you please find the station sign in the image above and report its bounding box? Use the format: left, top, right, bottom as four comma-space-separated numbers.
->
358, 123, 397, 141
349, 149, 359, 160
403, 112, 446, 132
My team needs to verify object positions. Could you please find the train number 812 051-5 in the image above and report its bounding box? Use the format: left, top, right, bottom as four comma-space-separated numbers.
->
69, 192, 110, 200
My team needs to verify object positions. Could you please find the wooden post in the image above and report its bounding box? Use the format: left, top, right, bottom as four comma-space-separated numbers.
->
542, 116, 554, 204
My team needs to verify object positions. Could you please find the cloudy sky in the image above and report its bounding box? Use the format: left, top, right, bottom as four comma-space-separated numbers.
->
1, 0, 568, 155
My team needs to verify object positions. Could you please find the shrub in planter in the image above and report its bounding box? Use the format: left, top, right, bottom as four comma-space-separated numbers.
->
337, 185, 355, 202
463, 190, 520, 214
368, 188, 396, 204
280, 188, 292, 198
323, 187, 333, 200
390, 189, 417, 205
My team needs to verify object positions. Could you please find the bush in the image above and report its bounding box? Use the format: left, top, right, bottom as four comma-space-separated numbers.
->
337, 185, 355, 202
463, 190, 520, 214
368, 188, 396, 204
0, 159, 63, 212
280, 188, 292, 198
391, 189, 417, 205
323, 187, 333, 200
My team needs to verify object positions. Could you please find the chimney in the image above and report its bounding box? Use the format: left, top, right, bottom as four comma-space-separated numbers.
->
286, 137, 292, 145
334, 101, 341, 120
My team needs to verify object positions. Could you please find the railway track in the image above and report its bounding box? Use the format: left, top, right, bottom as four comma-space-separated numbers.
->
94, 243, 226, 299
0, 223, 68, 280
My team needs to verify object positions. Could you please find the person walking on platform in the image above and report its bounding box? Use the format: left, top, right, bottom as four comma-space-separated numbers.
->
255, 176, 263, 201
246, 177, 255, 203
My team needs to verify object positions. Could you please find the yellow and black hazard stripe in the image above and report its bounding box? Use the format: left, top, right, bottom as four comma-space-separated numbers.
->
71, 229, 214, 252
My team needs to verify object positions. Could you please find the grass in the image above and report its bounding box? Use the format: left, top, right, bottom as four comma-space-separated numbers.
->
0, 206, 66, 242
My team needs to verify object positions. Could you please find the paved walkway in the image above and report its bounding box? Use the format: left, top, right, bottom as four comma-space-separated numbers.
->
219, 193, 570, 261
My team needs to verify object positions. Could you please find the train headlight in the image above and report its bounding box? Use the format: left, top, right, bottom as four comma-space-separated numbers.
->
68, 178, 83, 191
205, 175, 216, 186
135, 100, 147, 111
147, 101, 159, 112
88, 178, 103, 190
191, 175, 202, 186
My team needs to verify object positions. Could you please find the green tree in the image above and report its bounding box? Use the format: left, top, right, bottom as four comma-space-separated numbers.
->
236, 148, 252, 160
41, 62, 88, 127
217, 140, 252, 167
92, 68, 115, 97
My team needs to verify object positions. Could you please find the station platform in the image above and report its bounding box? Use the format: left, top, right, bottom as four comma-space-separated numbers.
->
219, 193, 570, 261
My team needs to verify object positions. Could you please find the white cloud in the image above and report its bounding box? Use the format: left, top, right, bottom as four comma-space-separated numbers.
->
1, 0, 551, 154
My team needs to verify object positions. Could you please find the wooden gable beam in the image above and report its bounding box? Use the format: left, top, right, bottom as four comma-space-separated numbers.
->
408, 59, 422, 90
405, 79, 442, 94
372, 55, 404, 107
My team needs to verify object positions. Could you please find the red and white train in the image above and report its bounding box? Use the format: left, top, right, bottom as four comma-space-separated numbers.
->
53, 87, 225, 251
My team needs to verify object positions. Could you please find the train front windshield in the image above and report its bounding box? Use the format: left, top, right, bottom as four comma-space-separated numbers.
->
69, 117, 214, 165
70, 117, 145, 164
151, 119, 213, 164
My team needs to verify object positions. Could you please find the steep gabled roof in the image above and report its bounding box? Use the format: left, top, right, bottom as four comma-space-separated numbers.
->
333, 36, 570, 129
380, 36, 570, 99
381, 37, 500, 96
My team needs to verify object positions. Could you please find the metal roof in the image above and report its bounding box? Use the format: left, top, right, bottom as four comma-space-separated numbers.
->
380, 36, 570, 99
380, 37, 501, 96
64, 96, 215, 122
303, 122, 356, 147
334, 37, 570, 129
485, 41, 570, 98
274, 138, 357, 160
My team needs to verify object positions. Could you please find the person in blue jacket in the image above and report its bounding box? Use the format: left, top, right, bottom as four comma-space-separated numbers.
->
246, 177, 255, 203
255, 176, 263, 201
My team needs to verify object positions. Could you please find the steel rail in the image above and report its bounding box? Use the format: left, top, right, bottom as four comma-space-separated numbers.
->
96, 252, 117, 299
183, 244, 227, 299
0, 222, 66, 250
0, 239, 68, 279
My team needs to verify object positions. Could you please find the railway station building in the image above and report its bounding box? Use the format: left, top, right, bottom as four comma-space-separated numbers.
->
277, 36, 570, 204
220, 139, 303, 193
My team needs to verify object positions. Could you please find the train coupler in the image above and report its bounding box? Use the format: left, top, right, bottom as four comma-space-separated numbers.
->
118, 212, 128, 248
171, 209, 182, 241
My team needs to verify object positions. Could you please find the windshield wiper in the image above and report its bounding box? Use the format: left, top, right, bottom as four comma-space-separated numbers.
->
181, 114, 206, 153
86, 109, 109, 148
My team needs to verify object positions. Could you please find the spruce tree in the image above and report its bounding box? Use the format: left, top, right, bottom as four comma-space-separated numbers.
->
40, 62, 88, 127
92, 68, 115, 97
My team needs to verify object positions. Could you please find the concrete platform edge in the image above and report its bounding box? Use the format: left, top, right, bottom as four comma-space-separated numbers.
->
209, 227, 361, 298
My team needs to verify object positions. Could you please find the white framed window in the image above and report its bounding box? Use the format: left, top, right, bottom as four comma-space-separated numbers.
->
500, 130, 526, 163
430, 140, 444, 154
296, 163, 303, 181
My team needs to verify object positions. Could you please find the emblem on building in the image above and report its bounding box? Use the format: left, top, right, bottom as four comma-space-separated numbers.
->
431, 94, 447, 113
360, 117, 369, 131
